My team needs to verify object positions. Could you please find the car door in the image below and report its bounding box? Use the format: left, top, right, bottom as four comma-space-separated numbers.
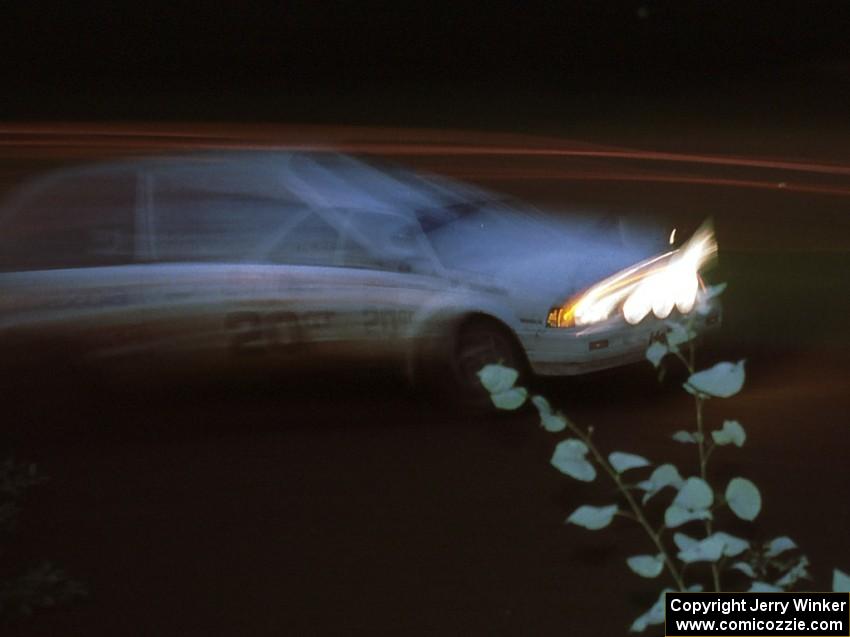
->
260, 206, 459, 365
94, 159, 424, 375
132, 160, 328, 374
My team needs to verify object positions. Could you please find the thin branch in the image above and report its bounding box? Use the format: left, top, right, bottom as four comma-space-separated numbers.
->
564, 418, 686, 591
615, 510, 640, 523
695, 394, 722, 592
672, 348, 694, 375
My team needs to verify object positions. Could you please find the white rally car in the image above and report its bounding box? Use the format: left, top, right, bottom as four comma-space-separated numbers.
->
0, 151, 720, 402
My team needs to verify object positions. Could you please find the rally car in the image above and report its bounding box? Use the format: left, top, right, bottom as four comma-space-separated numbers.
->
0, 151, 720, 402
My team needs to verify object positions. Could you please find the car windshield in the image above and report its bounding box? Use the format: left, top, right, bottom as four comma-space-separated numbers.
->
365, 166, 519, 233
421, 199, 559, 272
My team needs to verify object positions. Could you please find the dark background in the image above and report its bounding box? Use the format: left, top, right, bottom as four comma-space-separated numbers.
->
4, 2, 850, 123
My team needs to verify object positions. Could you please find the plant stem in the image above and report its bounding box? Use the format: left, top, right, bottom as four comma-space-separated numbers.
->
696, 397, 707, 477
695, 395, 722, 592
688, 335, 696, 373
564, 419, 686, 591
673, 350, 693, 375
675, 323, 722, 593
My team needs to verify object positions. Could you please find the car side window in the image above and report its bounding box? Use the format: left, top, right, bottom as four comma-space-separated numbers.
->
333, 210, 429, 272
150, 177, 300, 263
0, 170, 136, 271
264, 212, 342, 266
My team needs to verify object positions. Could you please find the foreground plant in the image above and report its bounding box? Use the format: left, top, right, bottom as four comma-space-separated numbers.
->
0, 459, 86, 618
478, 285, 849, 632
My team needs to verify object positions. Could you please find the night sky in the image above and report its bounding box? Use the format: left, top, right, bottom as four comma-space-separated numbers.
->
3, 2, 850, 119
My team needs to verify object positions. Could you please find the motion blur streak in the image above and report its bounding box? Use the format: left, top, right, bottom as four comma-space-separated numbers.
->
2, 124, 850, 177
452, 170, 850, 198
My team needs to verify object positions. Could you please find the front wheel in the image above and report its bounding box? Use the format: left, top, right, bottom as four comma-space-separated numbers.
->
448, 318, 531, 410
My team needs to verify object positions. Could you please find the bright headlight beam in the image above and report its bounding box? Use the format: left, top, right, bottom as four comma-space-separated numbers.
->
550, 224, 717, 328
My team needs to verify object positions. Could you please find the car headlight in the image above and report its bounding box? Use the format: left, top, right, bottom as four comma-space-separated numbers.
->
547, 224, 717, 328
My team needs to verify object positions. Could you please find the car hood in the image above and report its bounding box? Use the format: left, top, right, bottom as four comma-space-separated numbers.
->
435, 210, 668, 312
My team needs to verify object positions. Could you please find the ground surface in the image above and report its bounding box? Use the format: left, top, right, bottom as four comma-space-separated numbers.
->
2, 123, 849, 636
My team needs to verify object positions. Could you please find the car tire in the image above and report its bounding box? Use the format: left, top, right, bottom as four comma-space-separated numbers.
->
445, 317, 531, 411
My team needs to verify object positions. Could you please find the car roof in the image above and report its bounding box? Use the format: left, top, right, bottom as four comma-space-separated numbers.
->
3, 150, 507, 224
70, 150, 496, 214
0, 150, 516, 272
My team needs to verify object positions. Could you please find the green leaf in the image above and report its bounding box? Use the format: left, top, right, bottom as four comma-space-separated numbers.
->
833, 569, 850, 593
697, 282, 727, 315
531, 395, 567, 431
649, 464, 683, 488
674, 477, 714, 510
672, 431, 699, 444
477, 364, 518, 394
707, 282, 727, 297
765, 536, 797, 558
630, 589, 669, 632
673, 532, 698, 552
776, 556, 810, 588
726, 477, 762, 521
712, 532, 750, 557
705, 282, 727, 300
531, 395, 552, 414
626, 554, 664, 578
552, 438, 588, 457
566, 504, 617, 530
490, 387, 528, 410
540, 411, 567, 432
646, 342, 667, 368
665, 505, 712, 528
685, 360, 746, 398
551, 439, 596, 482
750, 581, 783, 593
731, 562, 756, 578
666, 322, 694, 350
665, 477, 713, 528
638, 464, 684, 504
675, 531, 748, 565
553, 458, 595, 482
609, 452, 650, 474
677, 534, 725, 563
712, 420, 746, 447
